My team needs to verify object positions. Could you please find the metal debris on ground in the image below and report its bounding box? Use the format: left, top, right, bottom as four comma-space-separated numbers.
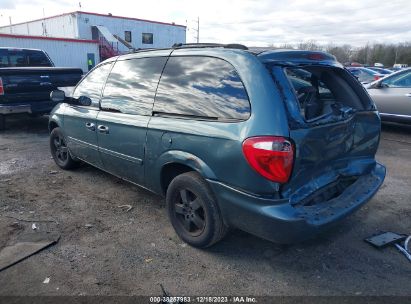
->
117, 205, 133, 212
0, 232, 60, 272
365, 231, 411, 262
43, 277, 50, 284
395, 236, 411, 262
32, 223, 38, 230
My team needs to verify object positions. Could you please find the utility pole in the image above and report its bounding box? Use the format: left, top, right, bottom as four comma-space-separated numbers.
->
9, 16, 12, 34
197, 17, 199, 43
191, 17, 199, 43
42, 8, 48, 36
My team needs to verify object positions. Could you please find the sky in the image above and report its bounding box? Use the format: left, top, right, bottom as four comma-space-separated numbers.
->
0, 0, 410, 46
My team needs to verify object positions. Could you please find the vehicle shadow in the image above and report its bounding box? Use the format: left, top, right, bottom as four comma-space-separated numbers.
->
1, 114, 50, 135
202, 217, 376, 282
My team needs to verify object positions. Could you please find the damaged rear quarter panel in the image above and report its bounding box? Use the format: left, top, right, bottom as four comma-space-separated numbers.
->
284, 111, 381, 204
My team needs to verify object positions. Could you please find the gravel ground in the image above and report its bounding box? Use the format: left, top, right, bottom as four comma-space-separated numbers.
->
0, 115, 410, 296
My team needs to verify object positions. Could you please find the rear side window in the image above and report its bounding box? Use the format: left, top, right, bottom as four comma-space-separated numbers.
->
73, 63, 113, 107
154, 56, 250, 121
26, 50, 52, 67
382, 70, 411, 88
101, 57, 167, 115
284, 66, 365, 122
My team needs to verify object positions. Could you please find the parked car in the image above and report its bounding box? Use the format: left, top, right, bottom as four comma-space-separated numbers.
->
49, 45, 386, 247
0, 47, 83, 130
367, 67, 393, 75
346, 67, 385, 84
393, 63, 408, 69
366, 67, 411, 123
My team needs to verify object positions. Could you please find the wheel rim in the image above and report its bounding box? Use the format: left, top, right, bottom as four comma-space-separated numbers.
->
174, 189, 206, 237
53, 135, 68, 163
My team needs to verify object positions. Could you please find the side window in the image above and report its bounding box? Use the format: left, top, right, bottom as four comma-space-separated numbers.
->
101, 57, 167, 115
73, 63, 113, 107
26, 51, 51, 67
8, 51, 27, 67
154, 56, 250, 120
0, 50, 8, 67
382, 70, 411, 88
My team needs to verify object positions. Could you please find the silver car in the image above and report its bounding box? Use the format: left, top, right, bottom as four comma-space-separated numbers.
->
366, 68, 411, 123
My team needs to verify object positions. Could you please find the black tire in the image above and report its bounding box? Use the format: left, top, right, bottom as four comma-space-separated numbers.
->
0, 114, 5, 131
50, 127, 78, 170
166, 172, 228, 248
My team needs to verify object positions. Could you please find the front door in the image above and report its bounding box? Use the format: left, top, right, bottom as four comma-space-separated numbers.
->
64, 62, 113, 168
96, 111, 149, 184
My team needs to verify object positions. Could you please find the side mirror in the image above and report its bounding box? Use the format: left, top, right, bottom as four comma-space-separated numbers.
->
78, 96, 92, 107
379, 82, 389, 88
50, 90, 65, 102
368, 80, 387, 89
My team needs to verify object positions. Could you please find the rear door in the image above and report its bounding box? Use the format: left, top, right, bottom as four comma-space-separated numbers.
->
63, 62, 113, 168
96, 56, 168, 185
271, 65, 380, 203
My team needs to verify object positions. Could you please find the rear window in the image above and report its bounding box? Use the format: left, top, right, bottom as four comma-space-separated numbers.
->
154, 56, 250, 121
283, 66, 366, 122
0, 49, 52, 67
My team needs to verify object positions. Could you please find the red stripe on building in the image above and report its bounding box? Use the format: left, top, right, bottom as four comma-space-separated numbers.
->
0, 33, 99, 44
0, 11, 186, 29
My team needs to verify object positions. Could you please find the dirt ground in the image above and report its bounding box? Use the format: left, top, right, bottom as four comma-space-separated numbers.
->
0, 114, 410, 296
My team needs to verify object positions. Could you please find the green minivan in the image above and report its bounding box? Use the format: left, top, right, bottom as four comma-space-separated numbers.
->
49, 44, 386, 247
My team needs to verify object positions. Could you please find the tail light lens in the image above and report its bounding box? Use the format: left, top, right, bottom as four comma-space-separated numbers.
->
242, 136, 294, 183
0, 77, 4, 95
374, 75, 381, 80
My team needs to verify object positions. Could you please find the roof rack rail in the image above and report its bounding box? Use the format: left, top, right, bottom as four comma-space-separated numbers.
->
172, 43, 248, 50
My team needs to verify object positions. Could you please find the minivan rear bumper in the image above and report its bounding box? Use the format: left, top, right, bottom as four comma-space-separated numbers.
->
208, 162, 386, 244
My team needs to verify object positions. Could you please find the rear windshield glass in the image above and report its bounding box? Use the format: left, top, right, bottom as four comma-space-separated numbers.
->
284, 66, 365, 122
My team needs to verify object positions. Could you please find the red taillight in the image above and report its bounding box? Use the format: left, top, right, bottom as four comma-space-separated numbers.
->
374, 75, 381, 80
307, 53, 325, 60
242, 136, 294, 183
0, 77, 4, 95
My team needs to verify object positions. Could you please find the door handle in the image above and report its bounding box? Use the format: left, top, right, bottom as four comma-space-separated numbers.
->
85, 122, 95, 131
405, 93, 411, 97
97, 125, 109, 134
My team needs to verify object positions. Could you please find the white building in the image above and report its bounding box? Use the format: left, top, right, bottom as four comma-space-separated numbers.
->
0, 11, 186, 72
